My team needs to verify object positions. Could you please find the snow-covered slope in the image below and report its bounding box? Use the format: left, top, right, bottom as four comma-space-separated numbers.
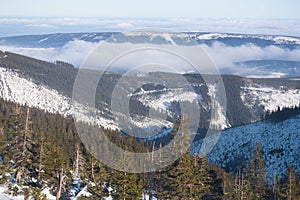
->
1, 32, 299, 48
0, 66, 176, 134
191, 115, 300, 183
197, 33, 300, 45
234, 60, 300, 78
0, 67, 117, 130
131, 82, 231, 132
132, 88, 201, 114
241, 83, 300, 112
207, 83, 231, 130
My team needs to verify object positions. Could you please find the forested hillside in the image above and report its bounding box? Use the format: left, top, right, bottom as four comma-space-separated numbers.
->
2, 50, 297, 130
0, 98, 299, 199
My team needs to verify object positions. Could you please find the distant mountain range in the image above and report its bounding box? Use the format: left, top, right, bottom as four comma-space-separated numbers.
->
0, 32, 300, 78
1, 32, 300, 49
233, 60, 300, 78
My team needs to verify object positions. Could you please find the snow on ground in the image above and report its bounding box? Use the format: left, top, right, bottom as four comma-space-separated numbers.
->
267, 35, 300, 44
0, 67, 118, 130
0, 67, 71, 114
38, 36, 51, 43
0, 185, 24, 200
207, 84, 230, 130
134, 88, 201, 113
241, 84, 300, 112
134, 83, 230, 130
0, 185, 56, 200
247, 72, 287, 79
162, 33, 176, 45
197, 33, 241, 40
41, 188, 56, 200
191, 115, 300, 183
0, 67, 174, 133
197, 33, 300, 44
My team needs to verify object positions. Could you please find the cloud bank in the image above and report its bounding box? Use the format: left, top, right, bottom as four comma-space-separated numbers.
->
0, 40, 99, 66
1, 39, 300, 75
203, 42, 300, 69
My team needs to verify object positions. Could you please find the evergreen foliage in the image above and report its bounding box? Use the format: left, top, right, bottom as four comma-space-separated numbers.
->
0, 97, 298, 199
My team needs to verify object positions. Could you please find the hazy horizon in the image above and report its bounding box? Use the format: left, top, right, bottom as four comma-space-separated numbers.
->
0, 0, 300, 37
0, 17, 300, 38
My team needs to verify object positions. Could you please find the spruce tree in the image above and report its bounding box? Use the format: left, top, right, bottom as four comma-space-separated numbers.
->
277, 166, 300, 200
86, 155, 110, 198
247, 145, 269, 199
24, 187, 30, 200
156, 154, 222, 200
111, 170, 143, 200
111, 155, 143, 200
235, 169, 254, 200
6, 106, 33, 184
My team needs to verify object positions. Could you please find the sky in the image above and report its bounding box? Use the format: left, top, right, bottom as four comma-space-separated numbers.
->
0, 0, 299, 18
0, 0, 299, 37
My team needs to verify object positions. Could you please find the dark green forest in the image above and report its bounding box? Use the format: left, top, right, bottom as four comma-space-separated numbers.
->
0, 98, 298, 199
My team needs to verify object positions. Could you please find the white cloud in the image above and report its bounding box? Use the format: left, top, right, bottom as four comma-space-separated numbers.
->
1, 18, 300, 37
80, 41, 217, 74
113, 22, 135, 29
0, 40, 99, 66
1, 39, 300, 75
55, 40, 99, 65
25, 23, 58, 29
0, 46, 57, 62
202, 43, 300, 70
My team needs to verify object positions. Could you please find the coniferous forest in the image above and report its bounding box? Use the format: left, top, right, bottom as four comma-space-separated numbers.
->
0, 98, 299, 200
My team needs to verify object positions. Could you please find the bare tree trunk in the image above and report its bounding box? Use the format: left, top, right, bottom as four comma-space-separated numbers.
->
91, 158, 95, 183
22, 107, 30, 157
241, 173, 244, 200
38, 137, 43, 182
16, 168, 22, 184
273, 172, 277, 200
289, 170, 292, 200
16, 107, 30, 184
74, 144, 80, 178
56, 168, 65, 200
123, 171, 126, 200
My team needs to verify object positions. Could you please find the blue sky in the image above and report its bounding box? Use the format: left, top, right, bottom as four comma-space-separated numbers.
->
1, 0, 299, 18
0, 0, 299, 37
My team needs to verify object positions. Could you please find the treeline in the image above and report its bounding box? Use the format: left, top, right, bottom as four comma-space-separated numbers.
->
0, 51, 77, 97
0, 98, 299, 199
265, 105, 300, 123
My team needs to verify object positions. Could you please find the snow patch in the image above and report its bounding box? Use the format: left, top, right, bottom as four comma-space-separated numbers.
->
241, 84, 300, 112
197, 33, 300, 44
191, 115, 300, 183
0, 67, 118, 130
135, 88, 201, 113
0, 67, 174, 134
38, 36, 51, 43
207, 84, 230, 129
